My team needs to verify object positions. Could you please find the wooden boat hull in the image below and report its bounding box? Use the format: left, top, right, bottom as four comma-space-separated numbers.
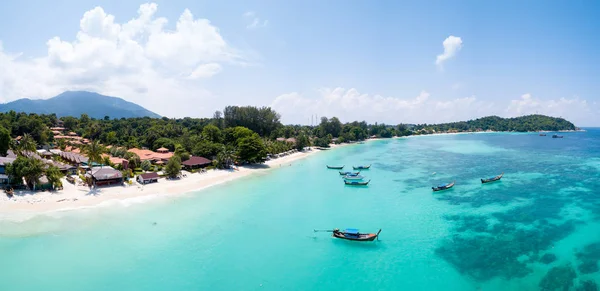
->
333, 229, 381, 241
432, 182, 455, 192
344, 180, 370, 186
327, 165, 344, 169
339, 171, 360, 176
352, 165, 371, 170
343, 175, 364, 180
481, 173, 503, 184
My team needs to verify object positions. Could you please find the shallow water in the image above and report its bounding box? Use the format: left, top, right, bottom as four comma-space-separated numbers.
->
1, 131, 600, 290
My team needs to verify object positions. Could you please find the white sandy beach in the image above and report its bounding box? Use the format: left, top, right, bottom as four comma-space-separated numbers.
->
0, 147, 344, 220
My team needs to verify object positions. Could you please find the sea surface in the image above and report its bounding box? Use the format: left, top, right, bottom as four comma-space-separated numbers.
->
1, 130, 600, 290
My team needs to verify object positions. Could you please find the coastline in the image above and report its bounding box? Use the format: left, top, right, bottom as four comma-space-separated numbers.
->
0, 144, 352, 221
0, 129, 583, 221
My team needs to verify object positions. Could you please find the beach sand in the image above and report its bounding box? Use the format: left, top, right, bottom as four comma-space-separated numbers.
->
0, 147, 342, 220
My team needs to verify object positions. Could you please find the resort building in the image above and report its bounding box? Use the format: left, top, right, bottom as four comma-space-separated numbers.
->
58, 151, 88, 167
87, 167, 123, 187
182, 156, 212, 170
0, 157, 15, 185
127, 148, 173, 164
137, 172, 159, 185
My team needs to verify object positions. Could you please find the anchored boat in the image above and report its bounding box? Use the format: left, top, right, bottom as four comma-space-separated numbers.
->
339, 171, 360, 176
352, 165, 371, 170
343, 175, 365, 180
314, 228, 381, 242
344, 180, 370, 186
327, 165, 345, 169
432, 181, 455, 192
481, 173, 503, 184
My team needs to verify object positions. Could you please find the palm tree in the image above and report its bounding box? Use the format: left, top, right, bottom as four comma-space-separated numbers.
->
45, 165, 63, 190
85, 140, 104, 168
215, 146, 236, 169
18, 133, 37, 155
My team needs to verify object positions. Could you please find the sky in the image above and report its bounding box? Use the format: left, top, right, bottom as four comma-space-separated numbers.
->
0, 1, 599, 126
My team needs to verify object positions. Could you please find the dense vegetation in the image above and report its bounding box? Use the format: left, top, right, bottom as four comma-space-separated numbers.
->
0, 109, 577, 172
412, 115, 576, 133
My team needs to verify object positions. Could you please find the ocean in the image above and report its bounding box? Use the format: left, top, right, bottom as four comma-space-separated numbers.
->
1, 130, 599, 290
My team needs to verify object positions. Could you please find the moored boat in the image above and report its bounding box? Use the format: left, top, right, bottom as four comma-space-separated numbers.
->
352, 165, 371, 170
339, 171, 360, 176
327, 165, 345, 169
539, 133, 547, 136
432, 181, 455, 192
552, 135, 564, 138
344, 180, 370, 186
343, 175, 365, 180
333, 228, 381, 241
481, 173, 504, 184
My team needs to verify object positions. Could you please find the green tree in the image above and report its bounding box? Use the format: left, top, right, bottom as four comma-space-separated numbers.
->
124, 152, 141, 169
85, 140, 104, 167
192, 140, 222, 158
174, 144, 190, 161
214, 146, 236, 169
141, 160, 152, 171
295, 134, 310, 151
0, 126, 10, 156
164, 156, 181, 178
18, 133, 37, 154
237, 133, 267, 163
202, 124, 223, 143
45, 165, 63, 190
5, 156, 45, 190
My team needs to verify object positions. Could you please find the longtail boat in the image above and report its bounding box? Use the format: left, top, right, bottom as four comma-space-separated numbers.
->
481, 173, 504, 184
314, 228, 381, 241
327, 165, 344, 169
432, 181, 455, 192
339, 171, 360, 176
539, 133, 547, 136
333, 228, 381, 241
344, 180, 370, 186
352, 165, 371, 170
552, 135, 564, 138
343, 175, 365, 180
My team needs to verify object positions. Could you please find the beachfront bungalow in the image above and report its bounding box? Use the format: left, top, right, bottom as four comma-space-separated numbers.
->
0, 157, 15, 185
37, 175, 53, 191
87, 167, 123, 187
137, 172, 159, 185
182, 156, 212, 170
58, 151, 88, 168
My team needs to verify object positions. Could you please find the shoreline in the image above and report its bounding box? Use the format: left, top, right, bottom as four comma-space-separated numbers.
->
0, 144, 352, 221
0, 129, 584, 221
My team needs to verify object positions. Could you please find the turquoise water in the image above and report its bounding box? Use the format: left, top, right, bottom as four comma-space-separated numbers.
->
2, 131, 600, 290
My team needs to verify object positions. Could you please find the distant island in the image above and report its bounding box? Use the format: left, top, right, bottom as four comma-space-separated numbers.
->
0, 91, 161, 119
411, 115, 577, 134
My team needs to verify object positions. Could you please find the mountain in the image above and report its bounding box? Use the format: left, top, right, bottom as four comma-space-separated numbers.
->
0, 91, 161, 119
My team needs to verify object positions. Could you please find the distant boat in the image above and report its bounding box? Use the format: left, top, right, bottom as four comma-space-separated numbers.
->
552, 135, 564, 138
343, 175, 365, 180
333, 228, 381, 241
344, 180, 370, 186
539, 133, 547, 136
481, 173, 504, 184
339, 171, 360, 176
353, 165, 371, 170
314, 228, 381, 242
327, 165, 344, 169
432, 181, 455, 192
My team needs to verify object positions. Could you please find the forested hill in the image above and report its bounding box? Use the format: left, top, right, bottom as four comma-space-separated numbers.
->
0, 91, 161, 119
413, 115, 577, 133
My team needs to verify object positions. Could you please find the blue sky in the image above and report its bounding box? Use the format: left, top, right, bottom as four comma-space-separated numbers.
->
0, 1, 599, 125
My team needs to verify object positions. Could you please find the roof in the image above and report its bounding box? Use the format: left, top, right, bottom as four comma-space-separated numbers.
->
156, 147, 169, 153
39, 175, 50, 184
182, 156, 212, 166
128, 148, 173, 162
345, 229, 359, 234
50, 127, 65, 131
139, 172, 159, 180
0, 174, 8, 179
58, 151, 88, 164
0, 157, 16, 166
91, 167, 122, 180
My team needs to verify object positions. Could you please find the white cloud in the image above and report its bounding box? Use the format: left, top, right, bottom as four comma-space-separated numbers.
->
506, 93, 596, 125
188, 63, 222, 79
244, 11, 268, 29
271, 88, 495, 125
436, 35, 462, 67
0, 3, 242, 117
